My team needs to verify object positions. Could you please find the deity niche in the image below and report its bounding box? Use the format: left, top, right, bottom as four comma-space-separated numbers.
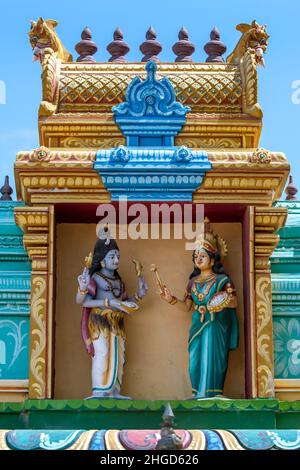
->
158, 218, 239, 399
76, 226, 148, 399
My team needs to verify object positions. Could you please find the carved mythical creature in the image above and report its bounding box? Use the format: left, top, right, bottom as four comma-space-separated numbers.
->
227, 20, 269, 66
29, 17, 73, 63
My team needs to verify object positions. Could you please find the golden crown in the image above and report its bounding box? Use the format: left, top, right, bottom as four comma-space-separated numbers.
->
195, 218, 228, 261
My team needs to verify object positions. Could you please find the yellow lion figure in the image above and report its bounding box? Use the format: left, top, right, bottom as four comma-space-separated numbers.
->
29, 17, 73, 63
227, 20, 269, 66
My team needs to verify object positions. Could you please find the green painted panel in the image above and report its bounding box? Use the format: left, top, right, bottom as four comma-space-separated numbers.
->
0, 399, 279, 430
274, 317, 300, 379
2, 399, 300, 431
276, 413, 300, 429
14, 410, 276, 430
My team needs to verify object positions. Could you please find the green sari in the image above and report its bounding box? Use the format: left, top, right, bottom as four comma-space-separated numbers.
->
188, 273, 239, 399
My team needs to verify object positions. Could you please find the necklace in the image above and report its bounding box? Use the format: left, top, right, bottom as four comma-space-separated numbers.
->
192, 275, 216, 302
95, 272, 123, 298
194, 273, 216, 285
100, 272, 117, 281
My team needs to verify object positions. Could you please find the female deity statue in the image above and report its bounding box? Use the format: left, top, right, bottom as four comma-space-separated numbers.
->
158, 218, 239, 399
76, 227, 148, 399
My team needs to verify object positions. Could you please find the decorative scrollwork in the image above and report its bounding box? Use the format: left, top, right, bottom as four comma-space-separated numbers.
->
176, 137, 242, 149
39, 48, 60, 116
61, 137, 124, 149
257, 365, 275, 397
240, 50, 262, 117
29, 276, 47, 398
256, 276, 272, 338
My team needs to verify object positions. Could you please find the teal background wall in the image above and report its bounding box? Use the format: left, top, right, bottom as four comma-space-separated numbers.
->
272, 200, 300, 379
0, 201, 30, 380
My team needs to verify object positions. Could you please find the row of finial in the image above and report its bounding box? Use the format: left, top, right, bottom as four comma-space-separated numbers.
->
75, 26, 226, 63
0, 175, 298, 201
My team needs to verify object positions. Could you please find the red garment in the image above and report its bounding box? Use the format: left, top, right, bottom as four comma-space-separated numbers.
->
81, 278, 97, 357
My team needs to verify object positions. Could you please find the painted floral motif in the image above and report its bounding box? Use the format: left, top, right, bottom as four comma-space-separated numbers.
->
274, 317, 300, 378
3, 429, 300, 450
0, 320, 28, 378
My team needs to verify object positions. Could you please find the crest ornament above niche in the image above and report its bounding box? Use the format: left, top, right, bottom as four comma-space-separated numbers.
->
113, 61, 190, 147
95, 61, 211, 201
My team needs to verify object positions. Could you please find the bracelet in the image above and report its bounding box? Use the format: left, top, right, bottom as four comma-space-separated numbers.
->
169, 296, 178, 305
134, 293, 142, 302
78, 287, 88, 296
104, 298, 110, 308
183, 291, 192, 301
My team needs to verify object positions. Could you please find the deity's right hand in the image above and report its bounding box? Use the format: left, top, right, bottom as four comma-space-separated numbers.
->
160, 286, 173, 303
77, 267, 90, 291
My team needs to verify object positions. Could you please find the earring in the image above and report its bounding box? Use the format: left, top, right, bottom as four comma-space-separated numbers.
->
101, 260, 106, 268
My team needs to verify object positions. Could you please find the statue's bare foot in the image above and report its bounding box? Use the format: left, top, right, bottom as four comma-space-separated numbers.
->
196, 394, 230, 400
112, 391, 132, 400
85, 391, 113, 400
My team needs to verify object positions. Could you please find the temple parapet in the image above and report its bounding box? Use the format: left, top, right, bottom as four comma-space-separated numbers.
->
25, 19, 270, 149
38, 55, 262, 149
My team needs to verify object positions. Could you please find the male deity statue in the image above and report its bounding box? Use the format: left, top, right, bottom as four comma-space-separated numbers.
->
76, 227, 148, 399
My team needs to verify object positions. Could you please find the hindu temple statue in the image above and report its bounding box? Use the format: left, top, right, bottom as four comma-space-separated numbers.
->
157, 218, 239, 399
76, 227, 148, 399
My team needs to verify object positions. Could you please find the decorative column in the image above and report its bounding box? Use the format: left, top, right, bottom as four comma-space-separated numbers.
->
14, 206, 54, 399
254, 207, 287, 397
271, 184, 300, 399
0, 177, 31, 400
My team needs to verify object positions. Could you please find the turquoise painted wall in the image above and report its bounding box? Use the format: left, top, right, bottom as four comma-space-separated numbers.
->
272, 201, 300, 379
0, 201, 31, 380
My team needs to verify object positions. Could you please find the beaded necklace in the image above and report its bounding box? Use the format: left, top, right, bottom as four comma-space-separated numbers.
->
95, 272, 123, 298
192, 274, 216, 302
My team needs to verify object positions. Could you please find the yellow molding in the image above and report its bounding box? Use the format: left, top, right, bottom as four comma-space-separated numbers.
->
0, 380, 29, 391
14, 149, 289, 206
275, 379, 300, 391
38, 118, 261, 149
275, 379, 300, 400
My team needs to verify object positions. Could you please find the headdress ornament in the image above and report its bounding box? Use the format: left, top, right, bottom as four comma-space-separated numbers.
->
195, 217, 228, 261
89, 224, 119, 275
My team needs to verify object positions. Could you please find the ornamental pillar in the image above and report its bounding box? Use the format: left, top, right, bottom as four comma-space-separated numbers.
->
14, 206, 54, 398
254, 207, 287, 397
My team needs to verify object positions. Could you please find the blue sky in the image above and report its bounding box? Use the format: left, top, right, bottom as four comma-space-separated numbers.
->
0, 0, 299, 197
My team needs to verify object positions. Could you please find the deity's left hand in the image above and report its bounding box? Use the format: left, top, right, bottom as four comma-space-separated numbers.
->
137, 276, 148, 299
